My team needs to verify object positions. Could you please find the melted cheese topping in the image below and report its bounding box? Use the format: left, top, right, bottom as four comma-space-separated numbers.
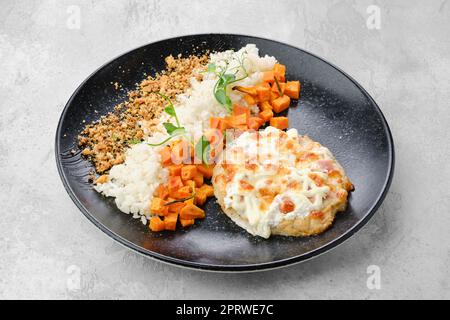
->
221, 126, 336, 238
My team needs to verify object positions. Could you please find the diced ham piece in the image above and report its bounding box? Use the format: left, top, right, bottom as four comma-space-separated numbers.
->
317, 159, 334, 172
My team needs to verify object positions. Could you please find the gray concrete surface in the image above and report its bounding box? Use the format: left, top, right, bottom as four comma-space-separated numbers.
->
0, 0, 449, 299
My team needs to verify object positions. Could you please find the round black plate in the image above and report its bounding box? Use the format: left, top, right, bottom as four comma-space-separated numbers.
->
55, 34, 394, 272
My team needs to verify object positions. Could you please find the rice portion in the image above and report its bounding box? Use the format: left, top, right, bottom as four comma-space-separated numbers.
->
94, 143, 168, 218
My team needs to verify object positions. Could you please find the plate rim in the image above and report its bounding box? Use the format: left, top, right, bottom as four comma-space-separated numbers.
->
55, 33, 395, 272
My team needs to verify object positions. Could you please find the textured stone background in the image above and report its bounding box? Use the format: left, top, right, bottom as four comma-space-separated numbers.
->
0, 0, 449, 299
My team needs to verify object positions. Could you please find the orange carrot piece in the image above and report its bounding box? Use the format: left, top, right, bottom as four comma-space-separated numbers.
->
159, 147, 172, 166
168, 164, 183, 176
270, 117, 289, 130
167, 199, 186, 214
168, 176, 184, 193
274, 63, 286, 82
193, 172, 204, 187
262, 71, 275, 83
180, 218, 195, 228
259, 109, 274, 122
260, 101, 273, 111
164, 213, 178, 231
194, 190, 207, 206
269, 91, 280, 103
248, 117, 265, 130
197, 164, 213, 179
174, 185, 192, 199
180, 204, 205, 220
200, 184, 214, 197
229, 113, 248, 128
256, 86, 271, 102
243, 94, 256, 106
272, 95, 291, 113
210, 117, 221, 129
181, 165, 197, 181
150, 197, 168, 216
149, 216, 165, 232
232, 104, 250, 117
271, 81, 286, 94
154, 184, 169, 200
210, 117, 230, 131
284, 81, 301, 99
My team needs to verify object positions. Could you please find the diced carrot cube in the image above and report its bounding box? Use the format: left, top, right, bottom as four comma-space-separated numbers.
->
154, 184, 169, 200
174, 185, 192, 199
168, 176, 184, 193
209, 117, 228, 131
232, 104, 250, 117
248, 117, 265, 130
168, 164, 182, 176
260, 101, 273, 111
270, 117, 289, 130
181, 165, 197, 181
180, 218, 195, 228
193, 172, 204, 187
164, 213, 178, 231
183, 179, 196, 189
210, 117, 221, 129
200, 184, 214, 197
262, 71, 275, 83
284, 81, 301, 99
243, 94, 256, 106
180, 204, 205, 220
256, 86, 271, 102
167, 198, 186, 214
274, 63, 286, 82
150, 197, 168, 216
149, 216, 165, 232
229, 113, 248, 128
270, 91, 280, 103
197, 164, 213, 179
159, 147, 172, 166
259, 109, 274, 122
194, 188, 207, 206
271, 81, 286, 94
272, 95, 291, 113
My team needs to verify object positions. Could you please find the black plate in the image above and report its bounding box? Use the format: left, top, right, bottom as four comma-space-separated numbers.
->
55, 34, 394, 272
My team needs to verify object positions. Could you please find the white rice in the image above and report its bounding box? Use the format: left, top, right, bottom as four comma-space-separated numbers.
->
94, 143, 168, 218
94, 44, 277, 222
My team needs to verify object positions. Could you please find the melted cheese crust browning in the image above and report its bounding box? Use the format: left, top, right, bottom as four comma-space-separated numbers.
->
213, 127, 353, 238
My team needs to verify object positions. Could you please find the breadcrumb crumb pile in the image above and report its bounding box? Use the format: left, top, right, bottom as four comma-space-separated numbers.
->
78, 54, 208, 173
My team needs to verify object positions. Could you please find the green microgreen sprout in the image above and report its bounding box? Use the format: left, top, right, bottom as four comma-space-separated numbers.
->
274, 76, 283, 97
208, 51, 249, 113
147, 92, 186, 147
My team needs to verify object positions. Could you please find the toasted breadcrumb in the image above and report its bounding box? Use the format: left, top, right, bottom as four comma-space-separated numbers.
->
78, 54, 208, 173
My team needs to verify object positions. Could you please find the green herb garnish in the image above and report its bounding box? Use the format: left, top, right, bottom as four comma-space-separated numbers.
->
274, 76, 283, 97
148, 92, 186, 147
208, 52, 249, 113
163, 187, 196, 207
